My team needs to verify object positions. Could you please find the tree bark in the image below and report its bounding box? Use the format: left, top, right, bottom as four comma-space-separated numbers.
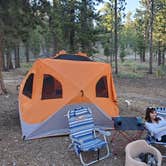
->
149, 0, 154, 74
2, 49, 6, 71
14, 45, 20, 68
158, 41, 161, 66
25, 42, 30, 62
69, 3, 75, 52
142, 19, 149, 62
53, 35, 58, 53
134, 51, 137, 61
6, 49, 14, 70
0, 34, 7, 94
142, 46, 146, 62
114, 0, 118, 74
110, 30, 113, 66
162, 47, 165, 66
80, 0, 88, 52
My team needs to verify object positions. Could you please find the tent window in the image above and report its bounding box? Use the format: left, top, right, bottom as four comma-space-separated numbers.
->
41, 74, 62, 100
96, 76, 108, 98
23, 73, 34, 98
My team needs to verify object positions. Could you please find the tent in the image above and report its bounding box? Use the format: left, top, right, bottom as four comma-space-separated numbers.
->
18, 53, 119, 140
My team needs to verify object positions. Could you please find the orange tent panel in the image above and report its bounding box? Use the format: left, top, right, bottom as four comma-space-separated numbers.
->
18, 53, 119, 140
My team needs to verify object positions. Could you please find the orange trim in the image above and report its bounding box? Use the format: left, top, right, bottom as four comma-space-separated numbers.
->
52, 50, 67, 58
76, 51, 87, 57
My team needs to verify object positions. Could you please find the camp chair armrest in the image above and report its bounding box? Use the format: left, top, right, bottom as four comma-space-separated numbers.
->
70, 136, 83, 144
94, 128, 111, 137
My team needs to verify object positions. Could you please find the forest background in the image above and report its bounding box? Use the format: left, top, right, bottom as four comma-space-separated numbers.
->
0, 0, 165, 93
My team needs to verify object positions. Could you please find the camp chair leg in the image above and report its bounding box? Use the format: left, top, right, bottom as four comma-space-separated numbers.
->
79, 144, 110, 166
68, 143, 74, 151
97, 149, 100, 160
79, 153, 97, 166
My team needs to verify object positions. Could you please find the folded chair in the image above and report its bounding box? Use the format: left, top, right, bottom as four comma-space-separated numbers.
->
67, 106, 111, 166
125, 140, 162, 166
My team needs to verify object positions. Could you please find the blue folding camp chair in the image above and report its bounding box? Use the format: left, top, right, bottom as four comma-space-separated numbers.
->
67, 106, 111, 166
145, 107, 166, 158
145, 132, 166, 158
156, 107, 166, 119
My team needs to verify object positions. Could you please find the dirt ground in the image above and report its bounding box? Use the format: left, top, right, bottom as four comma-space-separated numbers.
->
0, 68, 166, 166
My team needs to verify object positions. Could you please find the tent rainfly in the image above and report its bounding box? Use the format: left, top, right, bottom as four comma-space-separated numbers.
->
18, 52, 119, 140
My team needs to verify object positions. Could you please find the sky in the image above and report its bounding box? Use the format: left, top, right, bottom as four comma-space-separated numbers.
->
98, 0, 140, 14
125, 0, 140, 13
49, 0, 140, 14
48, 0, 140, 17
97, 0, 140, 21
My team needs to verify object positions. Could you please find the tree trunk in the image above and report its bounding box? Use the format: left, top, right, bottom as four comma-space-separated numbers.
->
134, 51, 137, 61
142, 47, 146, 62
80, 0, 88, 52
6, 49, 14, 70
110, 30, 113, 66
162, 47, 165, 66
14, 45, 20, 68
53, 35, 58, 53
69, 3, 75, 52
158, 41, 161, 66
142, 19, 149, 62
0, 34, 7, 94
2, 50, 6, 71
25, 43, 30, 62
140, 51, 143, 63
114, 0, 118, 74
149, 0, 154, 74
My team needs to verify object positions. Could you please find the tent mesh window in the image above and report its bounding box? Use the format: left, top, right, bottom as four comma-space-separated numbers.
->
41, 74, 62, 99
54, 54, 92, 61
23, 73, 34, 98
96, 76, 108, 98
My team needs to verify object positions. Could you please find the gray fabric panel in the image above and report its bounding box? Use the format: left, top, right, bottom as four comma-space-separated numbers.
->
21, 119, 41, 138
26, 103, 114, 140
18, 103, 41, 139
26, 129, 69, 140
28, 106, 70, 139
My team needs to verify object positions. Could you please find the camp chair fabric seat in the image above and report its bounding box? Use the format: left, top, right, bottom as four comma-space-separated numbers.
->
79, 138, 107, 151
68, 106, 110, 166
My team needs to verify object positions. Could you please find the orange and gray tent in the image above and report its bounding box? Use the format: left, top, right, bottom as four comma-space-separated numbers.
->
18, 53, 119, 140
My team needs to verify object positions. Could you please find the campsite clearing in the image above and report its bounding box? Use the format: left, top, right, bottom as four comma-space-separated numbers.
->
0, 68, 166, 166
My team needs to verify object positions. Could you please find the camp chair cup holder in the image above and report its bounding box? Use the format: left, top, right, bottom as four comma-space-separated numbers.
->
114, 117, 122, 127
117, 117, 122, 126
